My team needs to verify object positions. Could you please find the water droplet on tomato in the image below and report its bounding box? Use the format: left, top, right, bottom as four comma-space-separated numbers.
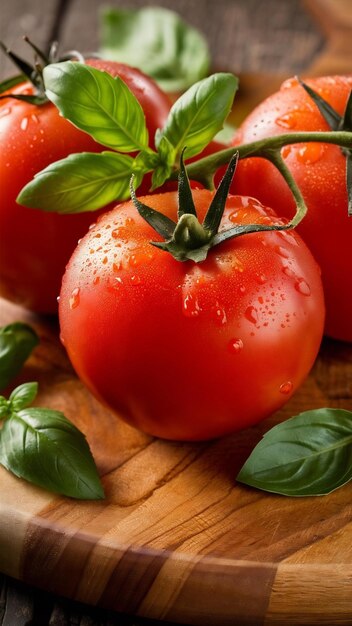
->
125, 217, 135, 226
31, 114, 39, 124
275, 245, 290, 259
282, 265, 296, 278
0, 107, 11, 118
113, 262, 122, 272
256, 273, 267, 285
281, 77, 299, 90
295, 278, 311, 296
213, 306, 227, 325
279, 381, 293, 394
183, 294, 200, 317
245, 306, 258, 324
275, 112, 297, 129
228, 338, 244, 354
296, 143, 325, 164
93, 276, 100, 285
69, 287, 80, 309
20, 116, 29, 131
281, 146, 292, 159
130, 274, 141, 285
112, 226, 128, 239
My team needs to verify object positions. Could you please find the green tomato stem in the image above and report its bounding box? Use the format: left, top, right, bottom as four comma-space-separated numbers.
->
183, 130, 352, 186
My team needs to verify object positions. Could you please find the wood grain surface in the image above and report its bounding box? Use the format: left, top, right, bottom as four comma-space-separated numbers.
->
1, 1, 352, 625
0, 293, 351, 626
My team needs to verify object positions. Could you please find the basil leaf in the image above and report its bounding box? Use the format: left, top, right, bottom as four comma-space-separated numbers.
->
18, 152, 143, 214
9, 382, 38, 411
151, 136, 176, 190
99, 6, 210, 93
0, 323, 39, 391
43, 61, 149, 152
237, 408, 352, 496
0, 407, 104, 500
156, 73, 238, 160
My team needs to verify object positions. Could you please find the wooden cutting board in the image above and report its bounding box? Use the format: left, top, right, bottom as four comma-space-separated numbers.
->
1, 1, 352, 624
0, 294, 352, 626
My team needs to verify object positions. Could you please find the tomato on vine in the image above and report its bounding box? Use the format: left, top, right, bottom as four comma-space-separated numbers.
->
231, 75, 352, 342
0, 40, 171, 313
59, 156, 325, 441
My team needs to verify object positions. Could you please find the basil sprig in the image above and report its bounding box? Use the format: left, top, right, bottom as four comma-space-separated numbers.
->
0, 323, 103, 500
0, 322, 39, 390
17, 64, 238, 213
99, 6, 210, 93
237, 408, 352, 496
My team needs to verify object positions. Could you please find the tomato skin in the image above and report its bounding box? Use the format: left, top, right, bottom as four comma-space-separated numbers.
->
0, 60, 171, 313
231, 75, 352, 342
59, 190, 324, 441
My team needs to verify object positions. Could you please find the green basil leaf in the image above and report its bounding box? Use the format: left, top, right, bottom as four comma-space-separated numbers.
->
151, 136, 176, 190
9, 382, 38, 411
43, 61, 149, 152
0, 407, 104, 500
18, 152, 143, 214
237, 408, 352, 496
0, 323, 39, 391
156, 73, 238, 160
99, 6, 210, 93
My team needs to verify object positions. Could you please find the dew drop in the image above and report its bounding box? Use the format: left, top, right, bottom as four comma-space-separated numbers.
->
69, 287, 80, 309
282, 265, 296, 278
214, 306, 227, 325
228, 338, 244, 354
112, 226, 127, 239
20, 116, 29, 131
295, 278, 311, 296
275, 245, 290, 259
275, 112, 297, 129
130, 274, 141, 285
93, 276, 100, 286
31, 114, 39, 123
245, 305, 258, 325
279, 381, 293, 394
0, 107, 11, 118
256, 273, 267, 285
113, 261, 122, 272
183, 293, 200, 317
281, 146, 292, 159
296, 143, 325, 164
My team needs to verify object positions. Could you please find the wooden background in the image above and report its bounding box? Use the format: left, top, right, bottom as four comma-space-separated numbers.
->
1, 1, 352, 625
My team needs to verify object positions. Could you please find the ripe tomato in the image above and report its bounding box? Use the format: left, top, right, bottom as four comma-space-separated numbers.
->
231, 75, 352, 342
0, 59, 171, 313
59, 190, 324, 441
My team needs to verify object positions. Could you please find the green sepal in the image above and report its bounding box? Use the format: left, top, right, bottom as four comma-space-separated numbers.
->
299, 78, 341, 131
0, 74, 25, 95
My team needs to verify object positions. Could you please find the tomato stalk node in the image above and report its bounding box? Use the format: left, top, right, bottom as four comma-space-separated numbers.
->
130, 149, 303, 263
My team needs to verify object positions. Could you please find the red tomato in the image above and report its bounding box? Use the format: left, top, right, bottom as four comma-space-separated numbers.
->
231, 75, 352, 342
0, 60, 171, 313
59, 190, 324, 441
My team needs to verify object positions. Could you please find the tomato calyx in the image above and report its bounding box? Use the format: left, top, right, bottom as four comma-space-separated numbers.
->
130, 150, 298, 263
0, 37, 86, 105
298, 78, 352, 215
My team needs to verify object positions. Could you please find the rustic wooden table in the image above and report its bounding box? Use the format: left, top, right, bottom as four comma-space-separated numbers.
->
0, 1, 352, 625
